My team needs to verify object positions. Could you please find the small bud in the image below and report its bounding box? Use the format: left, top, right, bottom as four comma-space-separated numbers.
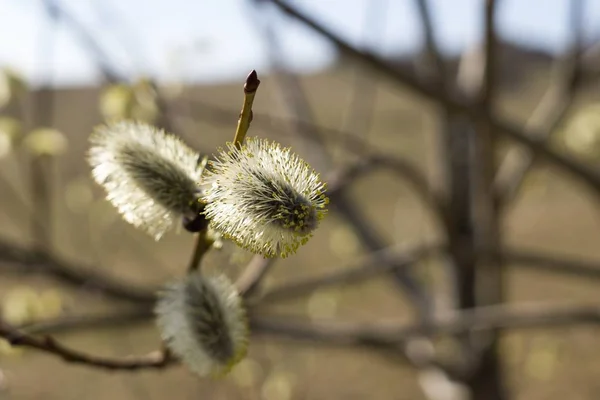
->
88, 121, 205, 239
202, 137, 328, 258
155, 273, 248, 378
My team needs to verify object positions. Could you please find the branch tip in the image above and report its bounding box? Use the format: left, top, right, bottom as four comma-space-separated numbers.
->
244, 70, 261, 93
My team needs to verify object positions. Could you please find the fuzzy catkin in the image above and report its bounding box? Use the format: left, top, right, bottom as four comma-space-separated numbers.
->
88, 121, 204, 239
202, 137, 328, 258
155, 273, 248, 377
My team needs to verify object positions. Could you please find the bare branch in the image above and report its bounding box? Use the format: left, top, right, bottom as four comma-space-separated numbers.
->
17, 309, 154, 336
327, 154, 447, 224
251, 301, 600, 346
503, 249, 600, 279
0, 319, 173, 371
254, 242, 441, 305
412, 0, 447, 86
236, 255, 276, 297
42, 0, 123, 82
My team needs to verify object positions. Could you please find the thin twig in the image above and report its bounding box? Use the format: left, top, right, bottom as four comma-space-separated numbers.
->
0, 319, 174, 371
326, 154, 447, 225
251, 301, 600, 345
494, 0, 586, 205
233, 70, 261, 146
235, 255, 276, 297
42, 0, 122, 82
254, 242, 441, 305
503, 249, 600, 279
186, 230, 213, 272
413, 0, 447, 87
185, 71, 261, 272
8, 300, 600, 372
18, 309, 154, 336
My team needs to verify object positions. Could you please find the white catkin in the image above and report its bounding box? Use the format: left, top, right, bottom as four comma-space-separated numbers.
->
88, 120, 204, 239
202, 137, 329, 258
155, 273, 248, 378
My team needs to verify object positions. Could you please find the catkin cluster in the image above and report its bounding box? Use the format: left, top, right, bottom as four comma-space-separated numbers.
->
88, 120, 328, 377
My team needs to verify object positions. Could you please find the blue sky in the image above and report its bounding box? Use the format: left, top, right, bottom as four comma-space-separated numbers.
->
1, 0, 599, 87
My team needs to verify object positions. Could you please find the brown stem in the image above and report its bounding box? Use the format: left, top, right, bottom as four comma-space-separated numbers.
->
0, 319, 173, 371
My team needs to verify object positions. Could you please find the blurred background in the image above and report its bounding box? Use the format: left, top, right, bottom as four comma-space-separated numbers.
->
0, 0, 599, 399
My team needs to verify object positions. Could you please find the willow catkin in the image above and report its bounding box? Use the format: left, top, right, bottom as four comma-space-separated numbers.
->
88, 121, 204, 239
202, 137, 329, 258
155, 273, 248, 377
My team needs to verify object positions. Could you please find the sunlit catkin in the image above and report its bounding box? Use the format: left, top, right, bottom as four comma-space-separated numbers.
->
202, 137, 328, 258
155, 273, 248, 377
88, 121, 204, 239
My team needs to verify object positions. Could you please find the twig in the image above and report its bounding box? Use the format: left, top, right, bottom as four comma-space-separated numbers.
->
413, 0, 447, 87
326, 154, 447, 225
0, 318, 174, 371
42, 0, 122, 82
235, 255, 276, 297
503, 249, 600, 279
185, 230, 213, 272
266, 0, 600, 195
233, 70, 261, 146
337, 0, 389, 150
254, 242, 441, 305
185, 71, 261, 272
8, 300, 600, 372
17, 309, 154, 336
494, 0, 586, 205
251, 301, 600, 345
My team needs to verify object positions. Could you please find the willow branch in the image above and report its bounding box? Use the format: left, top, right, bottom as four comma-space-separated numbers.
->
233, 70, 261, 146
413, 0, 447, 86
254, 242, 441, 305
236, 255, 276, 297
251, 301, 600, 346
503, 249, 600, 279
0, 319, 173, 371
326, 155, 447, 226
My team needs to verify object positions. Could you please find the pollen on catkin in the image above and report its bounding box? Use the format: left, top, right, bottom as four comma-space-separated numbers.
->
88, 120, 204, 240
155, 272, 248, 378
202, 137, 329, 258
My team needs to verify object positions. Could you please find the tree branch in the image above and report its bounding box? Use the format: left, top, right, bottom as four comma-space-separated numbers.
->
326, 154, 447, 224
503, 248, 600, 279
236, 255, 276, 297
251, 301, 600, 346
0, 318, 173, 371
254, 242, 441, 305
